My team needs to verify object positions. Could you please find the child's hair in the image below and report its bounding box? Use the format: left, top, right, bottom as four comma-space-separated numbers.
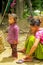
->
30, 18, 41, 26
8, 13, 17, 21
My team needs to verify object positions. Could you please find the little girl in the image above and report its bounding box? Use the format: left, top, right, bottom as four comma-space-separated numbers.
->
7, 13, 19, 59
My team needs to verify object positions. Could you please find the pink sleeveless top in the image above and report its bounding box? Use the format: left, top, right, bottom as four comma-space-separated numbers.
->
35, 28, 43, 44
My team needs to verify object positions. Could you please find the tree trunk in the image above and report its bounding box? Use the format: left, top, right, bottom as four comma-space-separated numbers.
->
16, 0, 24, 19
28, 0, 33, 17
16, 0, 20, 18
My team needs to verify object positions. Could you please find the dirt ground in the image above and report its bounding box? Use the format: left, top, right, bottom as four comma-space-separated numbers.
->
0, 33, 43, 65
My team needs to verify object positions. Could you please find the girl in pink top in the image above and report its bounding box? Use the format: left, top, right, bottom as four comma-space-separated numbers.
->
7, 13, 19, 59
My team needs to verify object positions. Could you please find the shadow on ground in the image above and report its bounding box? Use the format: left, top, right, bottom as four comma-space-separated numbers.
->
0, 57, 14, 63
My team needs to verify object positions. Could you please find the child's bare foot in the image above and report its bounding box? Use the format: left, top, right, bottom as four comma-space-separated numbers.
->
13, 57, 18, 60
9, 56, 18, 60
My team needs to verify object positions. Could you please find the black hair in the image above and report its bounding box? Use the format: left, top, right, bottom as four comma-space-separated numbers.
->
30, 19, 41, 26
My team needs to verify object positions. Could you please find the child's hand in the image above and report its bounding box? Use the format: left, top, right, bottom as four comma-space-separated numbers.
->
14, 40, 18, 44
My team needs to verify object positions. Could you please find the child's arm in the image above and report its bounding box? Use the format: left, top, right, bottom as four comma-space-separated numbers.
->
13, 26, 19, 44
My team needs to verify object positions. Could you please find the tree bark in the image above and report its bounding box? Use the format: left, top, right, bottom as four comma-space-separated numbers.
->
16, 0, 24, 19
28, 0, 33, 17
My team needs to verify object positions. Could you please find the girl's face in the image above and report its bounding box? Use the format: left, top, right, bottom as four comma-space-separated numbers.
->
30, 25, 37, 34
8, 16, 15, 24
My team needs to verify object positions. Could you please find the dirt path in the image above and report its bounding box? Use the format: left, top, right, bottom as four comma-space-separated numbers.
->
0, 48, 43, 65
0, 34, 43, 65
